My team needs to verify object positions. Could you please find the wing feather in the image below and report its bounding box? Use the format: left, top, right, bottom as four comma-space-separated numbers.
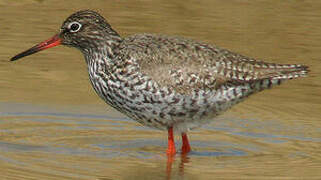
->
119, 33, 308, 94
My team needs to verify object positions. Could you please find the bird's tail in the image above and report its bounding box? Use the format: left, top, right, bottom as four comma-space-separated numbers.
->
213, 63, 309, 112
251, 63, 309, 91
255, 63, 309, 80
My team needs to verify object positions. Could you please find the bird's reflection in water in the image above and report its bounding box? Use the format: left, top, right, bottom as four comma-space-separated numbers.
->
165, 149, 246, 179
166, 152, 190, 180
179, 152, 191, 178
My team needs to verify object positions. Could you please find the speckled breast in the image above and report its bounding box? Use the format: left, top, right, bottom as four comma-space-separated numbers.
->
86, 56, 252, 133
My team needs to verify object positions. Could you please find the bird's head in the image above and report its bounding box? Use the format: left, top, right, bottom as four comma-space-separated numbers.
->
11, 10, 120, 61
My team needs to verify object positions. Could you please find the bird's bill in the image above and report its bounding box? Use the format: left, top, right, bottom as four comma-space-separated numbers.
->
11, 34, 61, 61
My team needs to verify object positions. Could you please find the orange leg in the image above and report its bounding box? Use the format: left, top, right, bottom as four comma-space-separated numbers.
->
181, 133, 191, 154
166, 127, 176, 155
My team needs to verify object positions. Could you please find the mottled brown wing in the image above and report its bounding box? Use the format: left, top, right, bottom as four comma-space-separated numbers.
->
121, 33, 308, 94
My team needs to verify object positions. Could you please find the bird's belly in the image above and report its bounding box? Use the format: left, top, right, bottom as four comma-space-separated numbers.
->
92, 80, 221, 132
89, 71, 247, 132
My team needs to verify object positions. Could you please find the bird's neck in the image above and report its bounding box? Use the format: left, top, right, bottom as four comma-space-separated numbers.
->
82, 35, 122, 66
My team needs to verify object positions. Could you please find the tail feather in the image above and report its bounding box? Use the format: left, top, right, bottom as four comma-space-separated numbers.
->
251, 64, 308, 92
213, 64, 309, 112
223, 59, 309, 83
255, 63, 309, 80
270, 65, 309, 79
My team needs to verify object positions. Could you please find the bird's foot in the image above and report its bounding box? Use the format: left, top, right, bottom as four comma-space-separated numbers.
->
181, 133, 191, 154
167, 127, 176, 155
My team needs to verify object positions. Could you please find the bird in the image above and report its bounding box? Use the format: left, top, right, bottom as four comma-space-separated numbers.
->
11, 10, 309, 155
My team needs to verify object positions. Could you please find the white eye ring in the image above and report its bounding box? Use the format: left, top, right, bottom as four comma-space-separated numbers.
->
68, 21, 82, 32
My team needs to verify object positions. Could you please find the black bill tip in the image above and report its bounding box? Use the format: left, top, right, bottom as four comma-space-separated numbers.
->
11, 48, 38, 61
10, 34, 62, 62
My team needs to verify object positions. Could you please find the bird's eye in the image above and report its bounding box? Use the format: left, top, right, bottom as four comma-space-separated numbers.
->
68, 22, 82, 32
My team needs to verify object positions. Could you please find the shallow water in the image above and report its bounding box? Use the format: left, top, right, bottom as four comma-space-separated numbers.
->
0, 0, 321, 179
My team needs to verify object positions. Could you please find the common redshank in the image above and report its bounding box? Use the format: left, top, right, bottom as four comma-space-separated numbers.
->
11, 10, 308, 155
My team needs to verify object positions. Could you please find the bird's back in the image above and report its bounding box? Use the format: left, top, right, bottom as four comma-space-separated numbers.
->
120, 33, 308, 94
